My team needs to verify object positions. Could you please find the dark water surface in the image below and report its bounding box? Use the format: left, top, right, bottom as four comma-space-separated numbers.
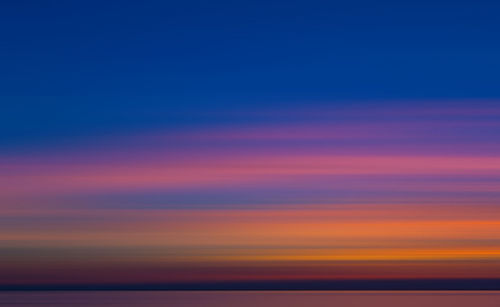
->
0, 291, 499, 306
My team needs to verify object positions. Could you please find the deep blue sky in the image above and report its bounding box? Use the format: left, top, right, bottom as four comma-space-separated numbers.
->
2, 0, 500, 149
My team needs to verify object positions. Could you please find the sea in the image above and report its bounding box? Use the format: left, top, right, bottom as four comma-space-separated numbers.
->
0, 291, 498, 306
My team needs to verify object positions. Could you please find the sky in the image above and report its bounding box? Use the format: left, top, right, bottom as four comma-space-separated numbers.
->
1, 0, 500, 289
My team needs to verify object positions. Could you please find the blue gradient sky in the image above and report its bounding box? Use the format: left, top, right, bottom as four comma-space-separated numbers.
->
3, 0, 500, 149
2, 0, 500, 288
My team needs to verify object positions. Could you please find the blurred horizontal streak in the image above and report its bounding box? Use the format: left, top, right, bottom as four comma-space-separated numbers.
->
0, 205, 499, 271
2, 155, 500, 198
2, 259, 500, 285
1, 103, 500, 286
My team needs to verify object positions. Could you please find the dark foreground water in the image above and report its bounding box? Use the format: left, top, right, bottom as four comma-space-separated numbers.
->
0, 291, 499, 307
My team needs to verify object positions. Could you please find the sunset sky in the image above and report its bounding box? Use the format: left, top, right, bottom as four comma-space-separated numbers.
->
2, 0, 500, 289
